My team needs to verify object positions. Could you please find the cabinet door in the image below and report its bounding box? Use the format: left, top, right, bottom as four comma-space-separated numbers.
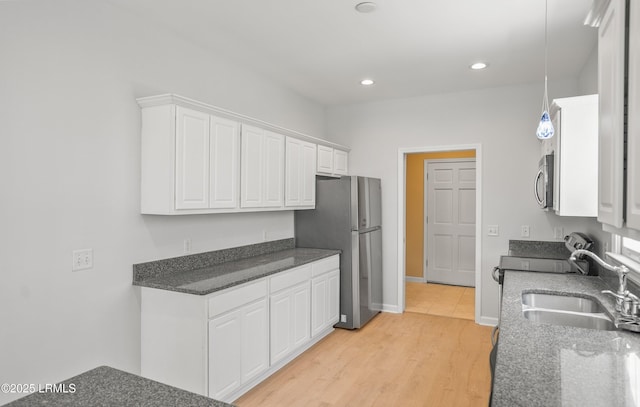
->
317, 145, 334, 174
627, 1, 640, 230
285, 137, 302, 207
263, 131, 285, 207
311, 274, 328, 337
291, 283, 311, 348
597, 0, 626, 228
175, 107, 210, 209
327, 269, 340, 326
241, 299, 269, 383
210, 117, 240, 209
333, 149, 348, 175
300, 142, 317, 207
209, 309, 242, 400
270, 290, 293, 364
241, 125, 264, 208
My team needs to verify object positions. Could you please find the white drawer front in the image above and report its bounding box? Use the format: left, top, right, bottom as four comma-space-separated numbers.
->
311, 255, 339, 277
270, 265, 311, 293
208, 279, 267, 318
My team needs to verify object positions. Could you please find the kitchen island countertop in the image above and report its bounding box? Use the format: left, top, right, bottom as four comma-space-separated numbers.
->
4, 366, 233, 407
492, 271, 640, 406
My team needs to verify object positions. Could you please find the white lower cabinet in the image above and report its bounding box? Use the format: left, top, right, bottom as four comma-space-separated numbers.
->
208, 298, 269, 400
269, 269, 311, 364
311, 256, 340, 337
140, 254, 340, 404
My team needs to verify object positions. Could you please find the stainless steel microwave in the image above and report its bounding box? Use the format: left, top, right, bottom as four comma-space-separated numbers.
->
535, 154, 554, 209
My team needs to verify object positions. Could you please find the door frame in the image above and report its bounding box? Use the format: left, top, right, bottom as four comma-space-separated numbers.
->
397, 144, 483, 324
423, 158, 476, 284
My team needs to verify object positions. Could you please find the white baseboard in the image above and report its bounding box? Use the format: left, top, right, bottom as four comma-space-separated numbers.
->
478, 316, 498, 327
405, 276, 426, 283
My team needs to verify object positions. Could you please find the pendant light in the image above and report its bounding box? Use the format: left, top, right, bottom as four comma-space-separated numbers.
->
536, 0, 554, 140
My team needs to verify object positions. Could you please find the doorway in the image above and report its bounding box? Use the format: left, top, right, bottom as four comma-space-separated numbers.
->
397, 144, 483, 324
425, 159, 476, 286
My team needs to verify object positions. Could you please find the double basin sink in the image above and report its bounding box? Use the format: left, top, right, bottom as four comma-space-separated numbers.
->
522, 292, 616, 331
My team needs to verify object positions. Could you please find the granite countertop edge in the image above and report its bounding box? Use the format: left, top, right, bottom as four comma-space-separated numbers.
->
492, 271, 640, 407
133, 248, 341, 296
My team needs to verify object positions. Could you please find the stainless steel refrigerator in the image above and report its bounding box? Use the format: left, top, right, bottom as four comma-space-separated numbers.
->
295, 176, 382, 329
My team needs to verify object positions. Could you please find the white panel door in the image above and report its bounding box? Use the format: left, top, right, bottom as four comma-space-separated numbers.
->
333, 149, 348, 175
175, 106, 210, 209
426, 160, 476, 287
311, 275, 327, 337
285, 137, 302, 206
208, 310, 242, 399
317, 145, 334, 174
291, 283, 311, 348
301, 142, 317, 206
270, 290, 292, 364
627, 1, 640, 230
241, 299, 269, 383
209, 116, 240, 209
263, 130, 284, 207
597, 0, 626, 228
240, 125, 264, 208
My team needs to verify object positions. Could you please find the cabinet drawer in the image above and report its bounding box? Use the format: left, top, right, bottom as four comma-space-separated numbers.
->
209, 279, 267, 318
270, 265, 311, 293
311, 255, 339, 277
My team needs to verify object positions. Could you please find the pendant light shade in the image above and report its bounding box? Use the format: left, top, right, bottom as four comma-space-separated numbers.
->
536, 0, 554, 140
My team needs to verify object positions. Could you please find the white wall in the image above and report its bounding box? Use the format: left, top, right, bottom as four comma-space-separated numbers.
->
326, 78, 601, 322
0, 1, 325, 403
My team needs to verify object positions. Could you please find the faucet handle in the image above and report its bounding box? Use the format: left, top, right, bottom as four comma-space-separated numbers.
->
602, 290, 639, 317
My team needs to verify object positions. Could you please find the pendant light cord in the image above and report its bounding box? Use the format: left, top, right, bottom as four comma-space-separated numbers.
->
542, 0, 550, 113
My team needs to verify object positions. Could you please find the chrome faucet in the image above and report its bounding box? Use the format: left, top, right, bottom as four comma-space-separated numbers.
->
569, 249, 633, 314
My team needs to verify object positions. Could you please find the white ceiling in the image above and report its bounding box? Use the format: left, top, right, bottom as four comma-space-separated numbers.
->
107, 0, 597, 106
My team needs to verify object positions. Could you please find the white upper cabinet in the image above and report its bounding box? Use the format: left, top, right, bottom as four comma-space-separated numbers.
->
285, 137, 316, 208
241, 125, 284, 208
138, 94, 349, 215
550, 95, 599, 217
317, 145, 348, 177
140, 103, 240, 214
597, 0, 626, 228
627, 0, 640, 230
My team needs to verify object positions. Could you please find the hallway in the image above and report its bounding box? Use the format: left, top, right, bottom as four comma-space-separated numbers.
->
405, 282, 474, 320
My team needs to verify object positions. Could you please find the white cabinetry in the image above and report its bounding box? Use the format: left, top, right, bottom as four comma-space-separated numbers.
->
627, 1, 640, 230
241, 125, 285, 208
310, 256, 340, 337
140, 254, 340, 404
141, 104, 240, 214
597, 0, 626, 228
208, 280, 269, 401
285, 137, 316, 208
269, 265, 311, 364
549, 95, 599, 217
317, 146, 348, 176
595, 0, 640, 235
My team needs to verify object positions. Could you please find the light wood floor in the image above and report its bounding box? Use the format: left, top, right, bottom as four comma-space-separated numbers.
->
405, 282, 475, 320
235, 283, 491, 407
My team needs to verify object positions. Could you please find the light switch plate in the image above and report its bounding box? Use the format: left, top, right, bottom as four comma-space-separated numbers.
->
488, 225, 499, 236
72, 249, 93, 271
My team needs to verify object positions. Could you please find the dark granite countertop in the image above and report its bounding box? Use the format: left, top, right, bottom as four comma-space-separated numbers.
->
134, 247, 340, 295
492, 271, 640, 407
4, 366, 233, 407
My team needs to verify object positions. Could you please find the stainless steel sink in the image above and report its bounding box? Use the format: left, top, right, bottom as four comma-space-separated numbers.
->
522, 309, 616, 330
521, 292, 615, 331
522, 292, 605, 313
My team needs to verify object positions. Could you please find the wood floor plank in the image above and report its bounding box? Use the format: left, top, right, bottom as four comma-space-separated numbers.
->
234, 311, 492, 407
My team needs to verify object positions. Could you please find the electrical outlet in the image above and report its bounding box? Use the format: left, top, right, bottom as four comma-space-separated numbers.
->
488, 225, 499, 236
72, 249, 93, 271
553, 227, 564, 240
340, 314, 347, 323
183, 238, 192, 254
521, 225, 530, 238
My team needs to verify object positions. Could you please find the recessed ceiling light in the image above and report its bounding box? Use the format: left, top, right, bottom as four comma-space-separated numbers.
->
360, 79, 375, 86
470, 62, 488, 70
355, 2, 377, 13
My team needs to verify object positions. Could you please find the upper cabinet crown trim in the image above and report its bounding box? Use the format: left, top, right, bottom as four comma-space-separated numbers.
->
136, 94, 350, 152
